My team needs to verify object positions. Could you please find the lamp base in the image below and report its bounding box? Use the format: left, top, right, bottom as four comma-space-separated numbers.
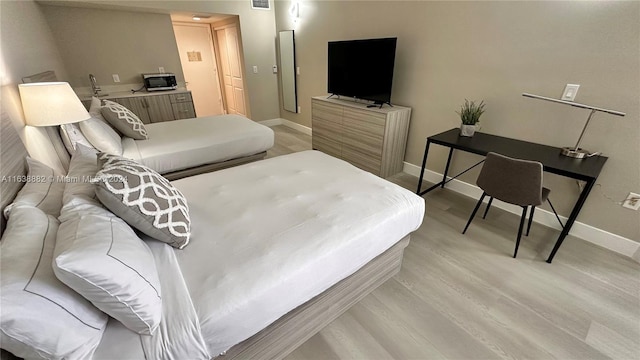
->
560, 147, 590, 159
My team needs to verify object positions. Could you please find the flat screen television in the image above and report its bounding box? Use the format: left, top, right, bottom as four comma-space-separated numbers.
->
328, 37, 397, 107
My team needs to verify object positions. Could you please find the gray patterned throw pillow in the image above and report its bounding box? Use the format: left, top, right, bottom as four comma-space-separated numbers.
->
101, 100, 148, 140
93, 153, 190, 249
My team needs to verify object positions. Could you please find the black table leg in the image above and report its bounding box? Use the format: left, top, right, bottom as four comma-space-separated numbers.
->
416, 139, 432, 194
441, 148, 454, 189
546, 179, 596, 263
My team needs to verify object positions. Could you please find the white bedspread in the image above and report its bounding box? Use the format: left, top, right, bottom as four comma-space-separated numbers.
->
93, 150, 424, 359
121, 114, 274, 174
172, 150, 425, 355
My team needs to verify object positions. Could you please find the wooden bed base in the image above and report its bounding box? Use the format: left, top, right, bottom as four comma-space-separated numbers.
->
162, 151, 267, 181
219, 236, 411, 360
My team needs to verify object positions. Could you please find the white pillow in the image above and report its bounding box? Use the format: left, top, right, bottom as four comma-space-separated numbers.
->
62, 144, 99, 204
89, 96, 106, 122
59, 122, 95, 155
0, 206, 107, 360
3, 157, 65, 219
54, 213, 163, 335
79, 117, 123, 155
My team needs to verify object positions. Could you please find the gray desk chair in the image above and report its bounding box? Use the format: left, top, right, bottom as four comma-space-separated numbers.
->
462, 152, 563, 258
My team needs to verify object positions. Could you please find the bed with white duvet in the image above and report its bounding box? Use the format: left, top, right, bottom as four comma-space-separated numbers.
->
121, 114, 274, 176
0, 111, 424, 360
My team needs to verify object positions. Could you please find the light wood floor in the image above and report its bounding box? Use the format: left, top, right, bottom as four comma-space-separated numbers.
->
265, 125, 640, 360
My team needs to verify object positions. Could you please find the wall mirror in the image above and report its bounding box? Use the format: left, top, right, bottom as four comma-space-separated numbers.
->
278, 30, 298, 113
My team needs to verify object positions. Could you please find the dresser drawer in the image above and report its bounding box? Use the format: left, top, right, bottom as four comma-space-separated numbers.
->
312, 99, 343, 124
313, 134, 342, 159
169, 92, 192, 103
341, 143, 381, 175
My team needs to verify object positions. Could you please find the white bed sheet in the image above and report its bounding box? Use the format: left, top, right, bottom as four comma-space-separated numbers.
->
171, 150, 425, 356
121, 114, 274, 174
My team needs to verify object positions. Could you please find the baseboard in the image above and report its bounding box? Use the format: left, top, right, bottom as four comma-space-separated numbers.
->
403, 161, 640, 260
259, 118, 312, 136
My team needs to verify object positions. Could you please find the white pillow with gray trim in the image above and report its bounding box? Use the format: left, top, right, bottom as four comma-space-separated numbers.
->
54, 212, 162, 335
3, 157, 65, 219
0, 206, 107, 360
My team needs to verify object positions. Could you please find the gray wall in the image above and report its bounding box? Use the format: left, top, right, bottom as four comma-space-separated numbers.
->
274, 0, 640, 242
40, 5, 186, 89
0, 0, 70, 173
44, 0, 281, 121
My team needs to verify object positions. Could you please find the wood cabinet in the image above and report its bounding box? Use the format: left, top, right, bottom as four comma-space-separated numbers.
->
83, 90, 196, 124
311, 96, 411, 178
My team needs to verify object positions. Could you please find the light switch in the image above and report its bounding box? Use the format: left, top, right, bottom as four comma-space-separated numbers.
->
561, 84, 580, 101
112, 74, 120, 83
296, 67, 300, 75
253, 66, 258, 74
158, 67, 165, 73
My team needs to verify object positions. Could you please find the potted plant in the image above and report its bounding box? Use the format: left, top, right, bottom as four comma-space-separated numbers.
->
457, 99, 485, 137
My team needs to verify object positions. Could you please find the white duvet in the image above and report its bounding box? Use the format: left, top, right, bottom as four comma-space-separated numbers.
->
94, 150, 424, 359
121, 114, 274, 174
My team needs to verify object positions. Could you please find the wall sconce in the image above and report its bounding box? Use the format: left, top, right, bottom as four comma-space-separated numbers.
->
289, 0, 300, 22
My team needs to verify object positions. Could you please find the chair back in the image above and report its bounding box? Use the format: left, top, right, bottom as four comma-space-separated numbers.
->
476, 152, 544, 206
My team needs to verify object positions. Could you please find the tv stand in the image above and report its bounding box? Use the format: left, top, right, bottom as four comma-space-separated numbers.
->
311, 96, 411, 177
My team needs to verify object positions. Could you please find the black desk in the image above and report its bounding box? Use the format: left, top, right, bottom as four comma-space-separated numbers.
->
416, 128, 608, 263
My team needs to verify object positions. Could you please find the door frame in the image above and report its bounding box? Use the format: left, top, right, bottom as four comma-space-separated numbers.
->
212, 19, 251, 118
172, 21, 226, 115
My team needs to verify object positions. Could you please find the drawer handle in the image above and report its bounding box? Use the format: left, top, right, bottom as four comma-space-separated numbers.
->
179, 110, 189, 112
176, 96, 186, 101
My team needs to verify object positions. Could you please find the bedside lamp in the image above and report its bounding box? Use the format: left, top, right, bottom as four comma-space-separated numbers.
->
522, 93, 625, 159
18, 82, 90, 126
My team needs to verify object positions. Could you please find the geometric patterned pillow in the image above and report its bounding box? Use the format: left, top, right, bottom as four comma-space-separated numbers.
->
93, 153, 190, 249
100, 100, 148, 140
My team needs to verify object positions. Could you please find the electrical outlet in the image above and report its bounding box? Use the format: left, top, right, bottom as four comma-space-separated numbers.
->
561, 84, 580, 101
297, 106, 301, 113
253, 66, 258, 74
112, 74, 120, 83
158, 67, 165, 73
622, 192, 640, 210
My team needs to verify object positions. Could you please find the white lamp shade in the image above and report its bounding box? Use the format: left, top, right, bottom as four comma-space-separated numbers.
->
18, 82, 90, 126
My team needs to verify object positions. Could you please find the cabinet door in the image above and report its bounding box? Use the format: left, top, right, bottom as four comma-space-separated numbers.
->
111, 97, 151, 124
172, 102, 196, 120
145, 95, 175, 123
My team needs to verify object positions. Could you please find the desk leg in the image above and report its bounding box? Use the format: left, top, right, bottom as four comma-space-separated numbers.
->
546, 179, 596, 263
416, 139, 432, 194
441, 148, 454, 189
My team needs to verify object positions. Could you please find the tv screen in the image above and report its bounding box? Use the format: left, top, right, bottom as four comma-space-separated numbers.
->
328, 37, 397, 105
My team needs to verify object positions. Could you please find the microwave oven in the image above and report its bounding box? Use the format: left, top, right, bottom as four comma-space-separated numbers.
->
142, 73, 177, 91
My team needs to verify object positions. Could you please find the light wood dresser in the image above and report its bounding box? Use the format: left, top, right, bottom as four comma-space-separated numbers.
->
311, 96, 411, 177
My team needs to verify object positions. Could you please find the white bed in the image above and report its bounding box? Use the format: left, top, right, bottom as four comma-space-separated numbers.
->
121, 114, 274, 178
0, 112, 424, 360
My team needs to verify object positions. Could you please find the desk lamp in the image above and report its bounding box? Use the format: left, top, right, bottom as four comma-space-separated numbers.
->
18, 82, 90, 126
522, 93, 625, 159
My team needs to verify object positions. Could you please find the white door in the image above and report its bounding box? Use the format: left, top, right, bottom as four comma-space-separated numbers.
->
214, 24, 247, 116
173, 23, 224, 116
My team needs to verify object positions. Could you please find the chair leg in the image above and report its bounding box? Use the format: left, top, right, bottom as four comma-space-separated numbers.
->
463, 192, 486, 234
526, 206, 535, 236
482, 197, 493, 219
547, 198, 565, 229
514, 206, 528, 258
